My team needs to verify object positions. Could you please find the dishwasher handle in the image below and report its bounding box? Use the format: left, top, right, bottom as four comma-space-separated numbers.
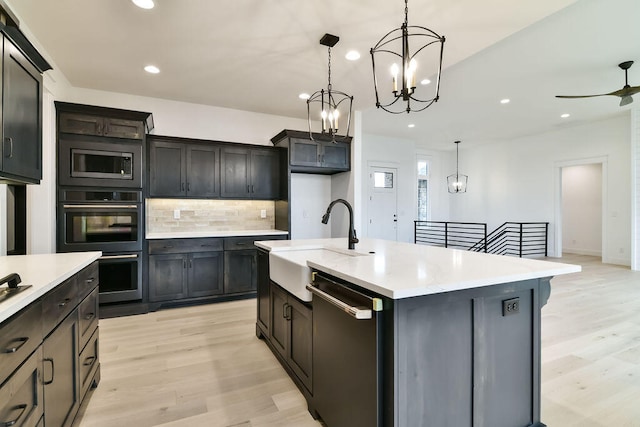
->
306, 284, 373, 320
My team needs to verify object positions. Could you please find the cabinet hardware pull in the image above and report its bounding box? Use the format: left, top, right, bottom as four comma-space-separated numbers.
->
97, 124, 102, 134
4, 337, 28, 354
83, 356, 97, 367
189, 259, 192, 268
4, 137, 13, 158
187, 183, 191, 192
2, 403, 27, 427
181, 183, 185, 191
43, 358, 55, 385
99, 254, 138, 260
251, 185, 254, 193
58, 298, 71, 307
286, 304, 292, 320
247, 184, 250, 193
163, 245, 174, 249
282, 302, 288, 319
85, 277, 95, 284
183, 259, 187, 269
306, 284, 374, 320
85, 312, 95, 320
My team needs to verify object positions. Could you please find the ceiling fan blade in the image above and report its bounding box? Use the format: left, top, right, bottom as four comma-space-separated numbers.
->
620, 96, 634, 106
555, 94, 609, 99
609, 85, 640, 97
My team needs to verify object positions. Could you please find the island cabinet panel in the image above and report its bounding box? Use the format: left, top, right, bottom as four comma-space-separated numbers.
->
394, 279, 546, 427
0, 347, 44, 427
0, 301, 42, 386
256, 249, 270, 335
268, 283, 312, 392
43, 310, 80, 427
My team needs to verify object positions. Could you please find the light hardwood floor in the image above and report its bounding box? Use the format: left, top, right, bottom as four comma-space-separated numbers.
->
75, 255, 640, 426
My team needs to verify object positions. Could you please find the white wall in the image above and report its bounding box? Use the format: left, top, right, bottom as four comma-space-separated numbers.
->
359, 133, 448, 243
448, 114, 631, 264
562, 164, 602, 256
290, 174, 332, 239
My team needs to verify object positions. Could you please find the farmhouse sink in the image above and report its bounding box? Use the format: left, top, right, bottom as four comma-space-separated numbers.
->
269, 251, 319, 302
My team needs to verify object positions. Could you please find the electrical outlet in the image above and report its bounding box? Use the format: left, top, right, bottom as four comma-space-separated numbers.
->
173, 209, 180, 219
502, 297, 520, 316
260, 209, 267, 218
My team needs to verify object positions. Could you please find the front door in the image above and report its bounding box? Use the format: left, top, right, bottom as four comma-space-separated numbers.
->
367, 166, 398, 241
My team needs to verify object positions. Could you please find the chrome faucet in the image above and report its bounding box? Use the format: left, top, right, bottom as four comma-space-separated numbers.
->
321, 199, 359, 250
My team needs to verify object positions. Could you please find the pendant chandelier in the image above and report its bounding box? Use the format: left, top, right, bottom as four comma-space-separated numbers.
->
447, 141, 468, 193
307, 33, 353, 142
370, 0, 445, 114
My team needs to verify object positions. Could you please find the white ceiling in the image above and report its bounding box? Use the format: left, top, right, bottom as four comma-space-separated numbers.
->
8, 0, 640, 150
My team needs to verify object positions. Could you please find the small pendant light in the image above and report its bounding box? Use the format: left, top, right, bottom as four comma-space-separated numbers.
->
447, 141, 468, 193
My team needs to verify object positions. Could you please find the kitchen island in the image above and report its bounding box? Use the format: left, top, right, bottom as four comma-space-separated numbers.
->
1, 252, 101, 427
255, 238, 580, 427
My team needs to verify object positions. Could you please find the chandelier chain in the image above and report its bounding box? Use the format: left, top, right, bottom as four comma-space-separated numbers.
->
404, 0, 409, 25
327, 47, 332, 91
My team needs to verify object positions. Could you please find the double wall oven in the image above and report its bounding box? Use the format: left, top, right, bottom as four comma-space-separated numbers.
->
57, 133, 145, 305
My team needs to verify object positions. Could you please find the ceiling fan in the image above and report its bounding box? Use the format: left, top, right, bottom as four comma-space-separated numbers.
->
556, 61, 640, 106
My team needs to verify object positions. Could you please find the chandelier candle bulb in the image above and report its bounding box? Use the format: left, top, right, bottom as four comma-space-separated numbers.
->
391, 63, 399, 92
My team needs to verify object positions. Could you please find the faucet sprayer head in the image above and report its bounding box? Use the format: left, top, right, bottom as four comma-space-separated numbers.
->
321, 211, 331, 224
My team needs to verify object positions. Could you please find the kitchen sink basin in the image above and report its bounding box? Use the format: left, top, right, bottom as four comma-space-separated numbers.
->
269, 251, 318, 302
323, 246, 373, 257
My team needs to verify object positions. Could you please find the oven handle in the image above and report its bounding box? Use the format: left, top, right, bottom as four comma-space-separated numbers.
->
99, 254, 139, 260
63, 204, 138, 209
306, 284, 375, 320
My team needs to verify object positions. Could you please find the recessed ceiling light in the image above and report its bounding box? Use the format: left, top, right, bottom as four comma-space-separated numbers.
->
144, 65, 160, 74
408, 124, 415, 128
298, 93, 310, 100
500, 98, 510, 104
420, 79, 431, 85
561, 113, 570, 118
132, 0, 154, 9
345, 50, 361, 61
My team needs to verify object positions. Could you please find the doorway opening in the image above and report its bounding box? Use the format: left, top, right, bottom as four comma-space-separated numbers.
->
555, 158, 607, 260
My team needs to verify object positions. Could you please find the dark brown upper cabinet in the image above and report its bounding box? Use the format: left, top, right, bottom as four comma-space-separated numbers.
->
220, 146, 280, 200
0, 22, 50, 184
271, 129, 351, 175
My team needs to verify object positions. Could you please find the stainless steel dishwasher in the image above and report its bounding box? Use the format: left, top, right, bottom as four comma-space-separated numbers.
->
307, 272, 384, 427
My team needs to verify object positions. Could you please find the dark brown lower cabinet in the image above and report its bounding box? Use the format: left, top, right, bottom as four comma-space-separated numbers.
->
224, 249, 257, 294
0, 347, 43, 427
269, 283, 312, 392
43, 312, 79, 427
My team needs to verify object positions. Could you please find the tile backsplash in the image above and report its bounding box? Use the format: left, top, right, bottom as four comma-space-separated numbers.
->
147, 199, 276, 233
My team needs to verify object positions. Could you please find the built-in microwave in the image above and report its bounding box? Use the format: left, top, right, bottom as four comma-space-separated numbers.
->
58, 139, 143, 188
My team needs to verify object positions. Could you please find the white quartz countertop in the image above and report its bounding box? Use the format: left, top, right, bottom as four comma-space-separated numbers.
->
255, 238, 581, 299
146, 229, 289, 239
0, 252, 102, 323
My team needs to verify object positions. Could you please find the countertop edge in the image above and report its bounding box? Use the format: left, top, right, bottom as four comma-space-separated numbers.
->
147, 230, 289, 239
0, 252, 102, 323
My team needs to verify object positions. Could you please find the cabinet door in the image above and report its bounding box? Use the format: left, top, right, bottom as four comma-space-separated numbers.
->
188, 251, 224, 298
149, 140, 186, 197
187, 145, 220, 198
0, 347, 43, 427
289, 138, 320, 167
1, 37, 43, 183
321, 141, 350, 170
43, 312, 79, 427
103, 118, 144, 140
250, 149, 279, 199
58, 113, 103, 136
288, 297, 313, 392
256, 249, 270, 334
148, 253, 188, 302
220, 147, 250, 198
269, 284, 288, 360
224, 249, 257, 293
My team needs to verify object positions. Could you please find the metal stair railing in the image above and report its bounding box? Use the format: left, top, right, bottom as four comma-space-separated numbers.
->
415, 221, 549, 258
414, 221, 487, 251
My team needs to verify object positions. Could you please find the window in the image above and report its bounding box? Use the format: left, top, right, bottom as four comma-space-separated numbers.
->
374, 171, 394, 188
417, 157, 429, 221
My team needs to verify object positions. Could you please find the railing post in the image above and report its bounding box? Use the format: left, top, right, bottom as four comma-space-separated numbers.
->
444, 222, 448, 248
414, 221, 417, 244
519, 223, 523, 258
544, 222, 548, 257
483, 224, 487, 252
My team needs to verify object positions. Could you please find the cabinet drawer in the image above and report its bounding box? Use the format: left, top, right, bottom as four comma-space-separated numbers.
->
76, 261, 99, 301
224, 236, 259, 250
42, 277, 78, 337
78, 328, 99, 399
0, 302, 43, 386
0, 347, 44, 427
149, 238, 223, 254
78, 288, 99, 352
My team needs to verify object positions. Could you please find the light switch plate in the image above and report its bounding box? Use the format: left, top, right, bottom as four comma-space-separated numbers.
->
173, 209, 180, 219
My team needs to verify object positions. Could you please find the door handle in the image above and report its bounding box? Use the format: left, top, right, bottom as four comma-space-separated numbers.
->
3, 137, 13, 158
43, 358, 55, 385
